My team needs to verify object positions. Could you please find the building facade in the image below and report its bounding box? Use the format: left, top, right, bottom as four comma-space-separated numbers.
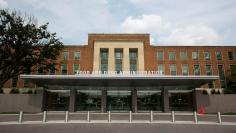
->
4, 34, 236, 112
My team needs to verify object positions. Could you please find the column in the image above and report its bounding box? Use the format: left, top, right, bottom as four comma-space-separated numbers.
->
162, 88, 169, 112
108, 48, 115, 71
132, 89, 137, 112
101, 89, 107, 112
123, 48, 130, 71
69, 89, 76, 112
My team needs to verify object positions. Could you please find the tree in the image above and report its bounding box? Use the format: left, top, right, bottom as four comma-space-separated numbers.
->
0, 9, 64, 89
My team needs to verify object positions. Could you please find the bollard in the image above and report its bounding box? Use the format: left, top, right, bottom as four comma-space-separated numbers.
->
150, 111, 153, 123
194, 111, 198, 123
108, 111, 111, 122
43, 111, 47, 123
217, 112, 222, 124
171, 111, 175, 123
65, 111, 69, 123
87, 111, 90, 122
18, 111, 23, 123
129, 111, 132, 123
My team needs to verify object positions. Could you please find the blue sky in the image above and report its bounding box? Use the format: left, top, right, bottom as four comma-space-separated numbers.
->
1, 0, 236, 45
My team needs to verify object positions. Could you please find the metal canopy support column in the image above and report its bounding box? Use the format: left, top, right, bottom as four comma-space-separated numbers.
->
132, 89, 137, 112
69, 89, 76, 112
162, 88, 169, 112
102, 89, 107, 113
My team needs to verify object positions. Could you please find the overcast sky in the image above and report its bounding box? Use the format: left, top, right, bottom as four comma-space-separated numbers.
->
1, 0, 236, 45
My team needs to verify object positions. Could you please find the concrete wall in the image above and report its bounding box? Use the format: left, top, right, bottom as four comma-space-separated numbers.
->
196, 92, 236, 113
0, 93, 43, 112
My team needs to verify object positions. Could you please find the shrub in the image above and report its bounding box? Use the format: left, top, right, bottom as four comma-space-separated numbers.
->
10, 88, 19, 94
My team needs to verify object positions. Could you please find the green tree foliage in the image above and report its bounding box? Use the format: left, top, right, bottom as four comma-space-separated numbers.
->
0, 10, 64, 89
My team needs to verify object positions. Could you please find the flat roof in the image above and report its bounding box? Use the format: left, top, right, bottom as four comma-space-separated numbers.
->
21, 75, 219, 87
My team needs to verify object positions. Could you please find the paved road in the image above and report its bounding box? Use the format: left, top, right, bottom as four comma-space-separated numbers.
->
0, 123, 236, 133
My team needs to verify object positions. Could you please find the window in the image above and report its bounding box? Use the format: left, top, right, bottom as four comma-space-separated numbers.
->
73, 64, 80, 74
169, 52, 176, 60
169, 64, 176, 75
157, 64, 164, 74
218, 64, 225, 88
115, 49, 123, 73
63, 51, 68, 60
192, 52, 198, 60
180, 51, 187, 60
61, 64, 67, 75
181, 64, 188, 75
205, 65, 212, 75
228, 51, 234, 60
204, 52, 211, 60
74, 51, 80, 60
216, 51, 222, 60
157, 51, 164, 61
194, 65, 200, 75
230, 65, 236, 76
130, 49, 138, 72
100, 49, 108, 73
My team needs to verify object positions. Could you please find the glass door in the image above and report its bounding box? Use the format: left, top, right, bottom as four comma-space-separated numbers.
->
169, 90, 193, 111
46, 90, 70, 111
107, 90, 131, 111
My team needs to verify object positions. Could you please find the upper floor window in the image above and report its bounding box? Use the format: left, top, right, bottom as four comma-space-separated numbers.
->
181, 64, 188, 75
61, 64, 67, 75
63, 51, 68, 60
115, 50, 123, 60
216, 51, 222, 60
204, 52, 211, 60
157, 51, 164, 61
74, 51, 80, 60
169, 64, 176, 75
73, 64, 80, 74
130, 51, 137, 60
194, 64, 200, 75
168, 52, 176, 61
206, 65, 212, 75
228, 51, 234, 60
180, 51, 187, 60
157, 64, 164, 74
218, 65, 225, 79
100, 49, 108, 60
192, 52, 198, 60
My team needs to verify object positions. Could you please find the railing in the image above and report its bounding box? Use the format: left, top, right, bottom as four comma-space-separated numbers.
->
0, 111, 235, 125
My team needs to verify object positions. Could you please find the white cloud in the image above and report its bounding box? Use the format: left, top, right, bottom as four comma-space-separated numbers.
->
120, 14, 219, 45
0, 0, 8, 8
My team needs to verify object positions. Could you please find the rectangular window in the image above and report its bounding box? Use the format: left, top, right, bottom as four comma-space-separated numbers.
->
194, 64, 200, 75
61, 64, 67, 75
63, 51, 68, 60
192, 52, 198, 60
168, 52, 176, 60
180, 51, 187, 60
169, 64, 176, 75
218, 65, 225, 79
230, 65, 236, 76
157, 51, 164, 61
181, 64, 188, 75
73, 64, 80, 74
74, 51, 80, 60
204, 52, 211, 60
130, 49, 138, 72
100, 49, 108, 73
228, 51, 234, 60
206, 65, 212, 75
216, 51, 222, 60
157, 64, 164, 74
115, 49, 123, 73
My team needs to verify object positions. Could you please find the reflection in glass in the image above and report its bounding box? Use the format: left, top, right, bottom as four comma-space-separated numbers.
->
137, 91, 162, 111
46, 90, 70, 111
76, 90, 101, 111
107, 90, 131, 111
169, 91, 193, 111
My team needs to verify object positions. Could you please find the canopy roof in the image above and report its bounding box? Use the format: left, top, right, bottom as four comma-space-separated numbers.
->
20, 74, 219, 87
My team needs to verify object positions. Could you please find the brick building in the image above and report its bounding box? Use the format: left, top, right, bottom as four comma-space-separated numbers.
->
3, 34, 236, 112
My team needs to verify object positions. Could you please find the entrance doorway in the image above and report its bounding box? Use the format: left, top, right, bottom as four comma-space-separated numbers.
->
45, 90, 70, 111
107, 90, 131, 111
